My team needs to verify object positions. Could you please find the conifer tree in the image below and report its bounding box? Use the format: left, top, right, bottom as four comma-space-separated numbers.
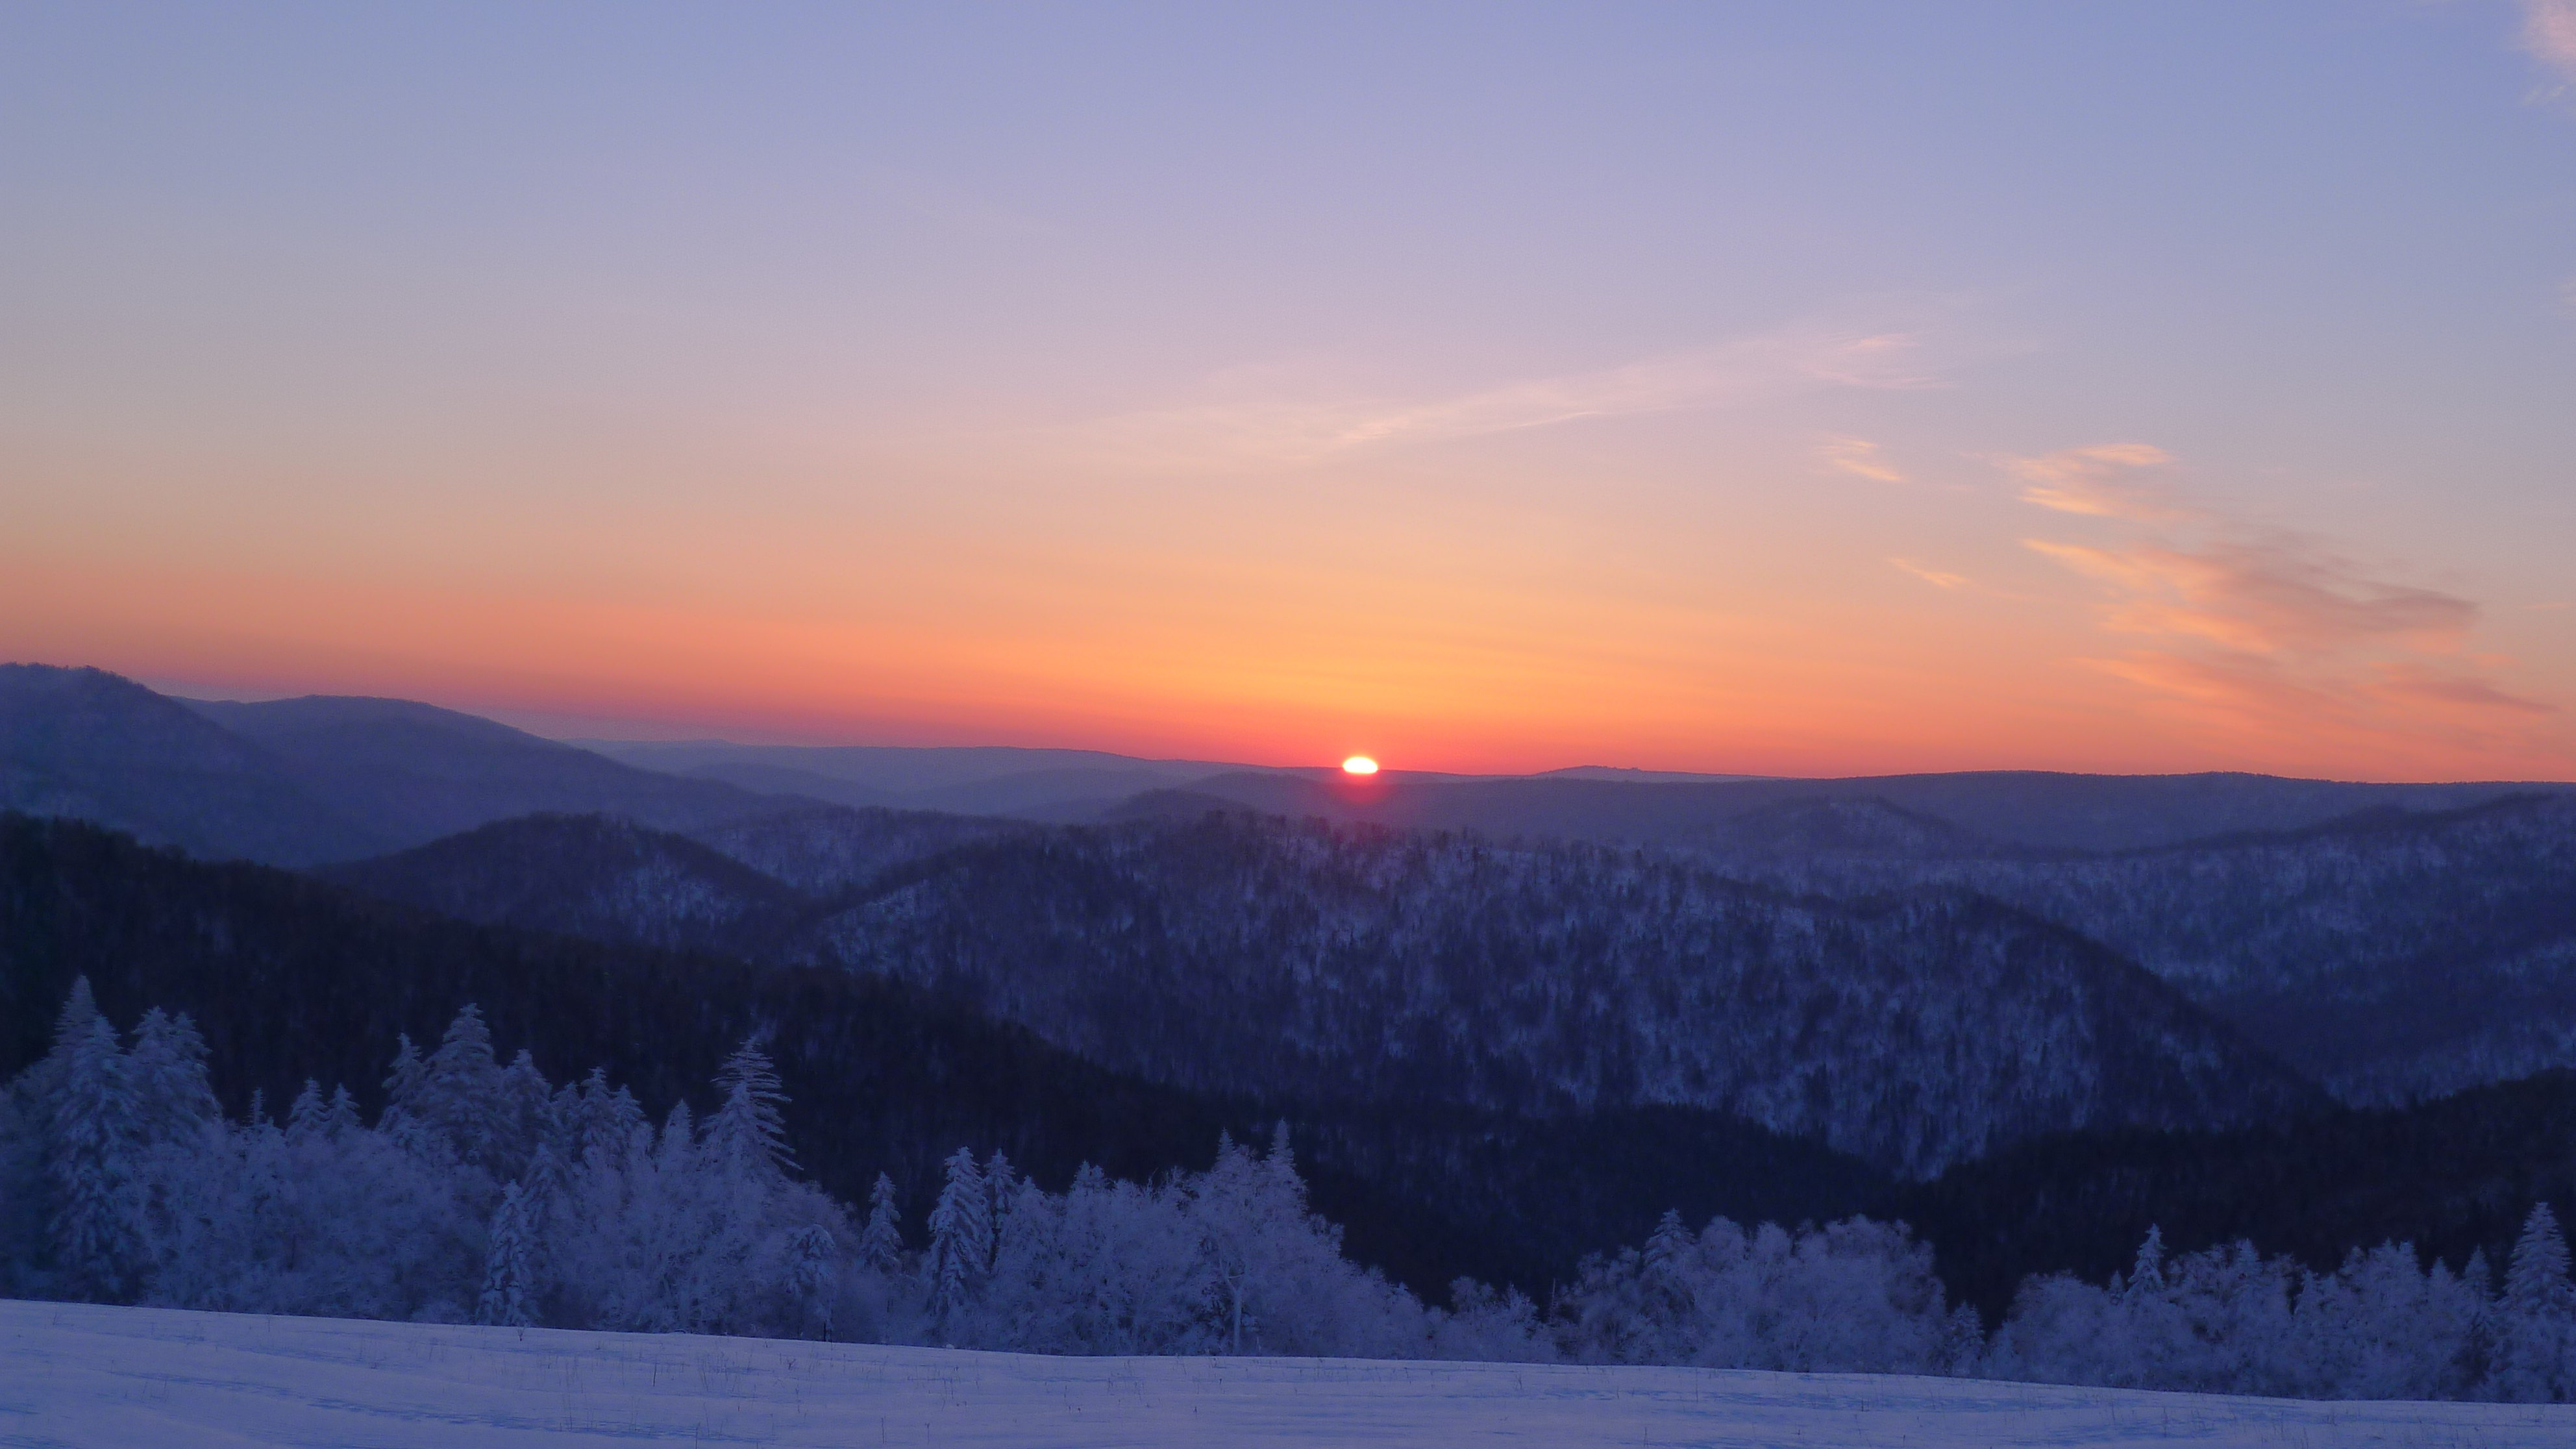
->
395, 1006, 516, 1172
787, 1222, 837, 1339
926, 1146, 990, 1333
478, 1180, 538, 1328
2494, 1202, 2575, 1402
2125, 1225, 2168, 1298
706, 1039, 793, 1183
861, 1172, 904, 1274
125, 1009, 219, 1146
47, 987, 142, 1302
284, 1081, 330, 1144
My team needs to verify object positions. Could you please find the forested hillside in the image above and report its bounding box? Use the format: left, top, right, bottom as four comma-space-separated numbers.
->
1898, 1068, 2576, 1318
1702, 795, 2576, 1102
332, 809, 2320, 1176
787, 813, 2325, 1175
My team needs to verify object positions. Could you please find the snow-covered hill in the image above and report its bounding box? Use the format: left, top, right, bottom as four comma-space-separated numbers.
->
6, 1301, 2571, 1448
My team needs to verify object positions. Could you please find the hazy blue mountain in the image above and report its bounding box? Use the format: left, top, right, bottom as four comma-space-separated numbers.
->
0, 664, 375, 865
665, 759, 904, 811
180, 693, 795, 852
1167, 769, 2553, 854
580, 738, 1271, 806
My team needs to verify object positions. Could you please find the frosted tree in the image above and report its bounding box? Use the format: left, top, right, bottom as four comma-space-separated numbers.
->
47, 985, 142, 1302
1178, 1128, 1418, 1358
983, 1149, 1018, 1256
2492, 1202, 2575, 1402
925, 1146, 991, 1334
1561, 1212, 1960, 1375
382, 1006, 517, 1174
284, 1082, 332, 1143
2127, 1225, 2168, 1295
568, 1067, 647, 1170
125, 1009, 220, 1145
786, 1222, 838, 1339
2289, 1243, 2482, 1400
860, 1173, 904, 1273
704, 1039, 794, 1184
478, 1180, 538, 1327
1430, 1278, 1555, 1363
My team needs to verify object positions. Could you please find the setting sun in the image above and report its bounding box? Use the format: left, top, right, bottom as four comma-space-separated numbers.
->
1341, 756, 1380, 776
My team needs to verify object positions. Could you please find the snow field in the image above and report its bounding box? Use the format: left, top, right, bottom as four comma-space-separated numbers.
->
6, 1300, 2574, 1448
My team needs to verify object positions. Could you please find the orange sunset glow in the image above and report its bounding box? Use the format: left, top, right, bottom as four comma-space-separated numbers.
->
3, 6, 2570, 782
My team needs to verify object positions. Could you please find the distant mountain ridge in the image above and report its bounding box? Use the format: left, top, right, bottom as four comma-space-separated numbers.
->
0, 665, 801, 864
0, 665, 376, 865
1160, 769, 2558, 854
14, 663, 2562, 863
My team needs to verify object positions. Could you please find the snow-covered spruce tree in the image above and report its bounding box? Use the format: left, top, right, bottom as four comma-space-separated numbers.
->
545, 1048, 853, 1340
925, 1146, 991, 1337
2491, 1202, 2576, 1402
787, 1222, 839, 1339
381, 1006, 525, 1179
46, 984, 144, 1302
706, 1039, 794, 1183
478, 1180, 538, 1328
567, 1067, 649, 1172
125, 1009, 221, 1145
861, 1172, 904, 1273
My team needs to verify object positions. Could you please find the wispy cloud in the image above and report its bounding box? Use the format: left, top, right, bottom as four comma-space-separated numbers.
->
1822, 438, 1906, 483
2014, 445, 2558, 745
2019, 534, 2474, 654
2524, 0, 2576, 84
2011, 443, 2182, 519
1889, 558, 1965, 589
1076, 319, 1941, 470
2372, 662, 2556, 715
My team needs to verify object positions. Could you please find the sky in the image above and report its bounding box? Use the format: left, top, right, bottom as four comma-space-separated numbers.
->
5, 2, 2575, 780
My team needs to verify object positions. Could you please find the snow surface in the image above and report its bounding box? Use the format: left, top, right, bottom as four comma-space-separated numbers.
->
6, 1300, 2573, 1448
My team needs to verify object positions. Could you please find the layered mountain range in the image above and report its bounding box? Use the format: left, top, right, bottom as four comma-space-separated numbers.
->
7, 662, 2576, 1285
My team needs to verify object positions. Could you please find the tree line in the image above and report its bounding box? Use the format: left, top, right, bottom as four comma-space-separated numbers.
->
5, 985, 2571, 1400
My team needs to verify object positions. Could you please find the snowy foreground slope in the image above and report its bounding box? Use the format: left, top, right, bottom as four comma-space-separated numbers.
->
7, 1301, 2574, 1448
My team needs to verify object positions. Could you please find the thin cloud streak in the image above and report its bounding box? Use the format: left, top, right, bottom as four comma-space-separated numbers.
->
1822, 438, 1906, 483
1890, 558, 1966, 589
2016, 443, 2558, 750
2372, 662, 2557, 715
2020, 535, 2475, 654
1078, 321, 1940, 470
2011, 443, 2182, 519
